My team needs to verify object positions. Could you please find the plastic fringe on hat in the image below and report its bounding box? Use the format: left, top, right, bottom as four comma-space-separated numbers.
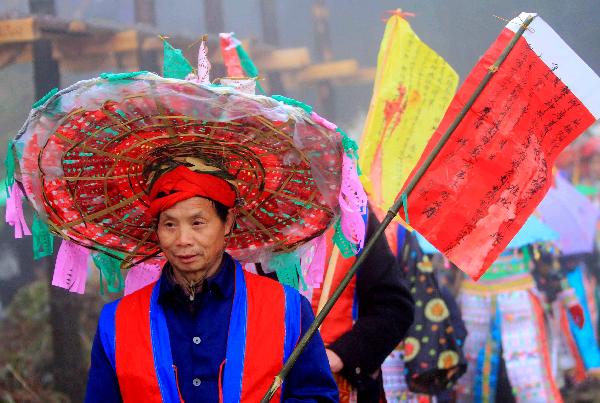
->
310, 112, 337, 131
339, 154, 367, 248
100, 71, 148, 82
299, 234, 328, 289
337, 128, 360, 161
52, 239, 90, 294
219, 32, 265, 94
4, 142, 15, 197
220, 33, 244, 77
272, 95, 313, 114
5, 183, 31, 239
163, 39, 194, 79
124, 260, 162, 295
93, 250, 125, 294
32, 212, 54, 260
32, 87, 58, 108
332, 218, 358, 258
271, 251, 308, 291
186, 37, 211, 85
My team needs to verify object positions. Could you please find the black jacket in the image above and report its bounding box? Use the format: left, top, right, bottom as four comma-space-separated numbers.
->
328, 211, 415, 402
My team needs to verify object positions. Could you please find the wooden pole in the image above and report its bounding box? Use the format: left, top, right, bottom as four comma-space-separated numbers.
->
204, 0, 225, 34
203, 0, 226, 78
311, 0, 335, 120
259, 0, 284, 94
28, 2, 86, 401
261, 15, 536, 402
134, 0, 160, 73
134, 0, 156, 26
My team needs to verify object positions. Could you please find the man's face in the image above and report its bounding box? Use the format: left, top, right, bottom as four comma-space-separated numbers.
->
157, 197, 235, 276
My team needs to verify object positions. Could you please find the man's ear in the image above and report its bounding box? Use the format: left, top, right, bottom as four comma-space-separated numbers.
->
225, 210, 236, 235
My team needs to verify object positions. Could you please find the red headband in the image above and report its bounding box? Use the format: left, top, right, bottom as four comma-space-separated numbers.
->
147, 166, 236, 218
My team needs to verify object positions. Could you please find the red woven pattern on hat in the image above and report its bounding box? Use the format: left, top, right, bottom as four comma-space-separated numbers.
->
21, 80, 342, 262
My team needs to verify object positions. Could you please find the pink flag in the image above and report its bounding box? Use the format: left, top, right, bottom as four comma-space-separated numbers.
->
52, 240, 90, 294
5, 183, 31, 239
219, 33, 244, 77
398, 13, 600, 279
186, 39, 211, 85
124, 259, 163, 295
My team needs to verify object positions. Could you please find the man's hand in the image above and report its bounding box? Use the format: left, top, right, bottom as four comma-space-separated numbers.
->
325, 349, 344, 373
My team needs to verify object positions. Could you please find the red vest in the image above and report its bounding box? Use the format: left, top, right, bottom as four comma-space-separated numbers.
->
310, 226, 358, 345
310, 227, 360, 403
97, 261, 301, 402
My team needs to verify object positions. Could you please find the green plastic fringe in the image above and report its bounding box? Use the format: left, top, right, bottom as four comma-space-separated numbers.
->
4, 141, 15, 197
235, 44, 265, 94
32, 87, 58, 108
332, 217, 358, 258
271, 95, 313, 114
163, 40, 193, 80
32, 213, 54, 260
336, 128, 359, 159
271, 252, 307, 291
100, 71, 148, 82
93, 250, 125, 294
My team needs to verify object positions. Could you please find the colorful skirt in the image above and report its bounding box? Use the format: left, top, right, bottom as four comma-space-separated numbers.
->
381, 349, 430, 403
456, 274, 563, 402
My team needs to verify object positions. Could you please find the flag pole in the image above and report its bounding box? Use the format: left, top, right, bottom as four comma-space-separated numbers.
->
261, 15, 535, 402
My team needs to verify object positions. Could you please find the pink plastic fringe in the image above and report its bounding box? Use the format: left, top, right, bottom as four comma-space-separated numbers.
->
5, 183, 31, 239
300, 234, 328, 289
186, 40, 211, 84
124, 260, 163, 295
52, 239, 90, 294
310, 112, 338, 131
219, 33, 244, 77
339, 153, 368, 248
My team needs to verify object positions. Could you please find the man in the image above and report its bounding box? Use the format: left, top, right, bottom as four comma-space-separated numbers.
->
85, 166, 339, 402
309, 209, 414, 402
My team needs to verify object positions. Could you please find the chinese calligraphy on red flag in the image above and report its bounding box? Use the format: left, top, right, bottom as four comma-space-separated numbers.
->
399, 13, 600, 279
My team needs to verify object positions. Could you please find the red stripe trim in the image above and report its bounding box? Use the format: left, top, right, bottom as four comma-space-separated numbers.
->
560, 306, 586, 383
115, 283, 163, 403
311, 227, 357, 345
529, 291, 563, 402
240, 272, 285, 402
218, 359, 225, 403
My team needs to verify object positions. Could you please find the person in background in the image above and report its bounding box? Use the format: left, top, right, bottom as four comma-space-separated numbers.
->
304, 208, 415, 402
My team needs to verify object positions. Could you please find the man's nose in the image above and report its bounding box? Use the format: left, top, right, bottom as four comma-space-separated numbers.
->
175, 227, 194, 245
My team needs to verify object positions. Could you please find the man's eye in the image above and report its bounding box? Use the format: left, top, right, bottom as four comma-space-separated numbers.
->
192, 221, 204, 226
163, 222, 175, 228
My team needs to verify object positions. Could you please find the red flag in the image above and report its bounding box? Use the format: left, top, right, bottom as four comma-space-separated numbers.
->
399, 13, 600, 280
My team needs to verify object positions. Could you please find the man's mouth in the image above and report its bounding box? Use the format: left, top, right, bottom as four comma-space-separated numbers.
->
176, 254, 199, 264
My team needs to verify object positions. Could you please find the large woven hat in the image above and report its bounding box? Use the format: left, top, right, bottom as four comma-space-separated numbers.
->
11, 72, 361, 266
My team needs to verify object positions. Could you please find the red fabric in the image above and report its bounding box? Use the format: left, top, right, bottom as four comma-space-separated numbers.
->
240, 271, 286, 402
310, 227, 357, 345
114, 273, 288, 402
115, 283, 163, 403
582, 137, 600, 158
560, 305, 587, 383
530, 291, 564, 402
397, 29, 596, 280
148, 166, 236, 217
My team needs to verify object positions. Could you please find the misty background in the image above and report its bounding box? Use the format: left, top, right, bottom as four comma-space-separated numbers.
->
2, 0, 599, 137
0, 0, 598, 401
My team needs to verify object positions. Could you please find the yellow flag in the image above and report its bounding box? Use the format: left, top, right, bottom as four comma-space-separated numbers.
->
359, 15, 458, 213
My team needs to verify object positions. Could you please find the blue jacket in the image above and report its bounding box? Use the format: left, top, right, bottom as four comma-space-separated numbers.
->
85, 254, 339, 402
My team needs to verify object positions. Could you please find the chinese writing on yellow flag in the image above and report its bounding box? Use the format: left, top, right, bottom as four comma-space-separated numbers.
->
359, 14, 459, 213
